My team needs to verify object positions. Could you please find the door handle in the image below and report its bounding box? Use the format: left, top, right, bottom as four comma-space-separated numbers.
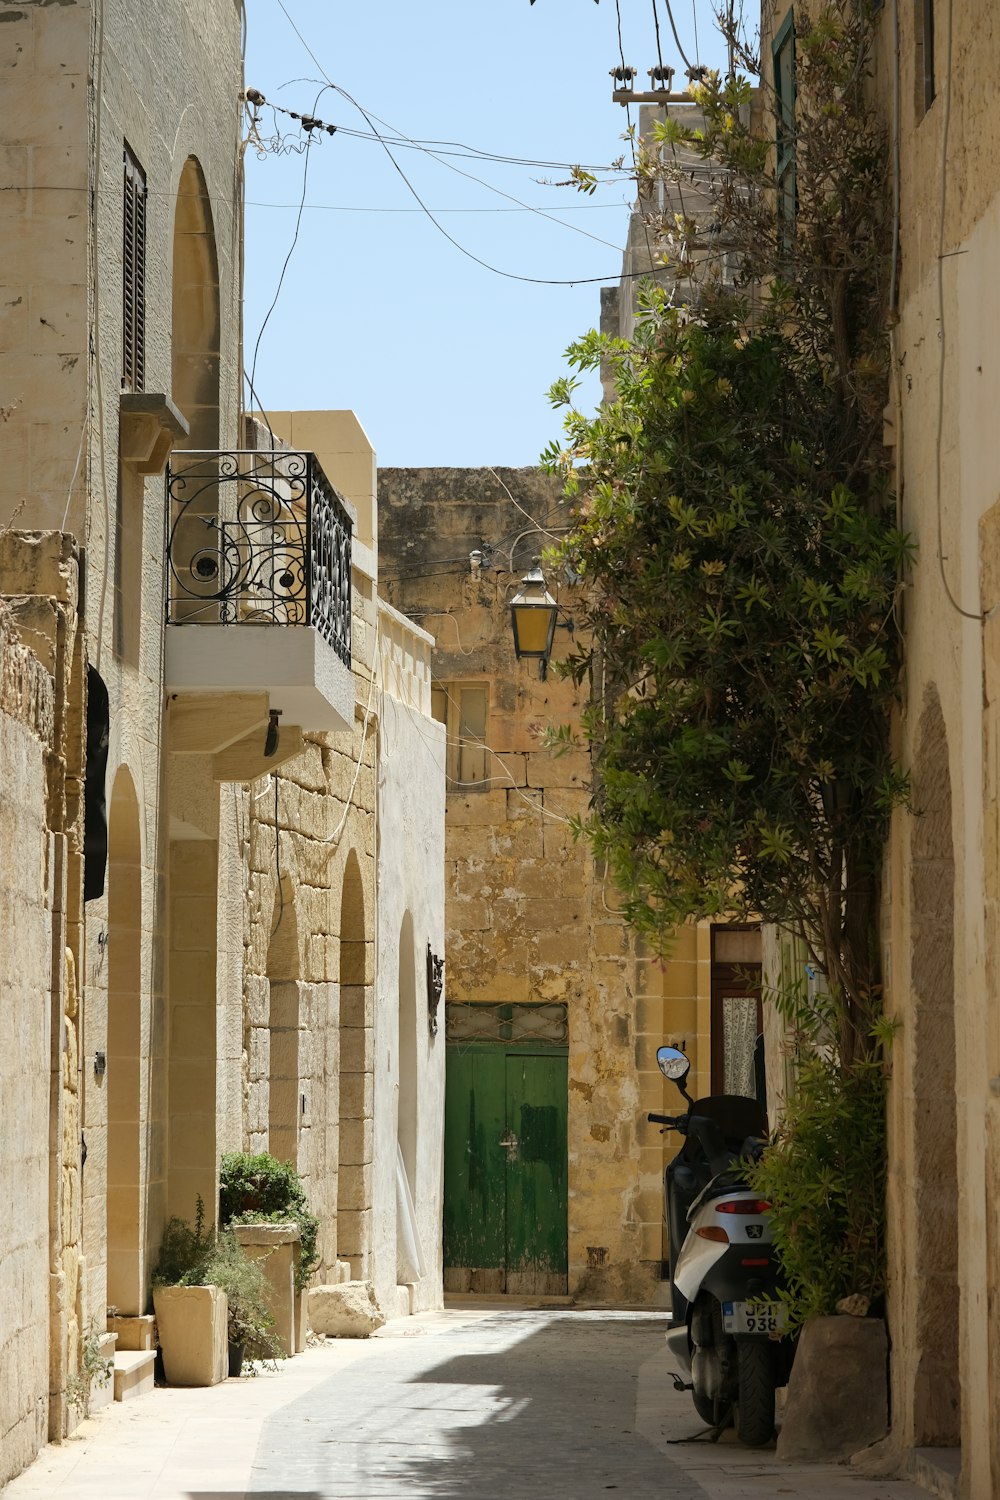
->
498, 1131, 519, 1158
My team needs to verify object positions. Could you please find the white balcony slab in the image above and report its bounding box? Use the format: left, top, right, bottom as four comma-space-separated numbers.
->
165, 624, 355, 733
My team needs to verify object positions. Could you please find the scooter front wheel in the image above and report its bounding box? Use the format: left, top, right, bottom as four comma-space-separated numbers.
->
733, 1337, 776, 1447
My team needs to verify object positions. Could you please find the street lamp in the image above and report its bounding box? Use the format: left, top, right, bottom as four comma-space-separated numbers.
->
509, 565, 559, 676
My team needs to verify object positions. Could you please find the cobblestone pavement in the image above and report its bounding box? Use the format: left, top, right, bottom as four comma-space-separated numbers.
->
4, 1305, 929, 1500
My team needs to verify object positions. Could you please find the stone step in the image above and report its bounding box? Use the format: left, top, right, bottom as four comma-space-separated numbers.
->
108, 1313, 156, 1351
113, 1350, 156, 1403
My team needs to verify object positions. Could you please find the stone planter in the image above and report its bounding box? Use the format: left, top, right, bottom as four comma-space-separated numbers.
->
777, 1314, 888, 1462
232, 1223, 301, 1356
152, 1285, 228, 1387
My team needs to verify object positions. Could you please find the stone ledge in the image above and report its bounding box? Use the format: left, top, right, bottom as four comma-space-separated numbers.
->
113, 1350, 155, 1403
232, 1222, 301, 1246
120, 391, 188, 475
907, 1447, 961, 1500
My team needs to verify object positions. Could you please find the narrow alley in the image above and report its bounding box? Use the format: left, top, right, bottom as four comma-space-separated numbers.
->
5, 1306, 926, 1500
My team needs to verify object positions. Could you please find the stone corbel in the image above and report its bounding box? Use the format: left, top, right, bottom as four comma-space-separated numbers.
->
120, 393, 189, 475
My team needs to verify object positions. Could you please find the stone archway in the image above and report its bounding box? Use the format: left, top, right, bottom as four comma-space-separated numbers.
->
397, 911, 418, 1194
106, 767, 144, 1314
909, 682, 960, 1444
164, 153, 223, 1221
337, 851, 371, 1277
171, 157, 220, 451
267, 879, 301, 1168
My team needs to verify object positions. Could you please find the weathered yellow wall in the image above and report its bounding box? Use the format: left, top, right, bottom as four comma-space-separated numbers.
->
379, 466, 712, 1302
0, 604, 58, 1485
754, 3, 999, 1490
1, 0, 242, 1472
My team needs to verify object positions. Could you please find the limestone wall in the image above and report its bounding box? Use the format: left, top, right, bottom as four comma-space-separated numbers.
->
223, 726, 376, 1279
751, 3, 1000, 1487
0, 0, 244, 1355
372, 601, 446, 1316
0, 604, 55, 1485
871, 5, 1000, 1490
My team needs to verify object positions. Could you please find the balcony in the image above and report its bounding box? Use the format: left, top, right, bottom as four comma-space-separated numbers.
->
164, 449, 355, 769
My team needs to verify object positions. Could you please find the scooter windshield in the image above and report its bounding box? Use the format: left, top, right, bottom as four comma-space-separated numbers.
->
680, 1094, 767, 1162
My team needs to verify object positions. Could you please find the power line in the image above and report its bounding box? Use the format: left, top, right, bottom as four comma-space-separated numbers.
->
0, 183, 629, 213
248, 81, 330, 428
662, 0, 695, 71
253, 85, 623, 254
253, 89, 620, 174
268, 1, 638, 287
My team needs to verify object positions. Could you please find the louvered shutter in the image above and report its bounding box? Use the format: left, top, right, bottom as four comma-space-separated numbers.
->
122, 145, 146, 392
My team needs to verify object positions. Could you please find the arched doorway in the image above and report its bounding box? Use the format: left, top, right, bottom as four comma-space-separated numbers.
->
171, 157, 220, 451
909, 683, 960, 1444
397, 912, 418, 1193
337, 851, 371, 1276
106, 768, 144, 1313
267, 878, 300, 1167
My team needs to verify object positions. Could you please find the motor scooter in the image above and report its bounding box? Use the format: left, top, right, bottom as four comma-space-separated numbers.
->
649, 1044, 794, 1446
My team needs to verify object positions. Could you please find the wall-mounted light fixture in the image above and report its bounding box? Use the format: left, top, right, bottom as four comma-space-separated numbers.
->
94, 1050, 107, 1081
509, 564, 574, 680
263, 709, 281, 758
426, 944, 445, 1037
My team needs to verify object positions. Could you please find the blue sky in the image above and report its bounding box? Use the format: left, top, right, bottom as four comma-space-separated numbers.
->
242, 1, 727, 467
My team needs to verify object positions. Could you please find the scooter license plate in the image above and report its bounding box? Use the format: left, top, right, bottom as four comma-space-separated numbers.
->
722, 1300, 787, 1335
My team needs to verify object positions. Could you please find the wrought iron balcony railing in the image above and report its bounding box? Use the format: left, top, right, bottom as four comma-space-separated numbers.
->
165, 449, 352, 667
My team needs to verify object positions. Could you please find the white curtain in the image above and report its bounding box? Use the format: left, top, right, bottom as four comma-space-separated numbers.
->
396, 1141, 426, 1285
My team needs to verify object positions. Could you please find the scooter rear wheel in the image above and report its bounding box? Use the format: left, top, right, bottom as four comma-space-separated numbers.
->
733, 1337, 776, 1447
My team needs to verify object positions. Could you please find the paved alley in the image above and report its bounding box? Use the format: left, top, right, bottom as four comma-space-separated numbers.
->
4, 1307, 928, 1500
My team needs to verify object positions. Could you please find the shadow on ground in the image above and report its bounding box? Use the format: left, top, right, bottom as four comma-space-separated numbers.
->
251, 1310, 706, 1498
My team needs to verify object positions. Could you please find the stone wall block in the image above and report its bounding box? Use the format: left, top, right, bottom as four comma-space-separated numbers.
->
339, 1070, 374, 1121
339, 1025, 374, 1075
447, 898, 492, 932
336, 1162, 373, 1214
525, 750, 591, 791
338, 1117, 373, 1167
446, 790, 508, 827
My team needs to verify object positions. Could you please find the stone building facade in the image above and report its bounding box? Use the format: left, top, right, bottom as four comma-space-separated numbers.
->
379, 466, 753, 1304
0, 2, 445, 1484
754, 3, 999, 1493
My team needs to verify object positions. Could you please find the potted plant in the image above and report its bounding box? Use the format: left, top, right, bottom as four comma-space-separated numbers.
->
219, 1152, 321, 1354
203, 1230, 284, 1376
151, 1198, 228, 1387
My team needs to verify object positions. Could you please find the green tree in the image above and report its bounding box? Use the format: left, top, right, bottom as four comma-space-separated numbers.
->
544, 1, 906, 1316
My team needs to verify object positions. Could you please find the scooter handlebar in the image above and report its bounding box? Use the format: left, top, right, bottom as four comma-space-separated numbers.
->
647, 1112, 685, 1129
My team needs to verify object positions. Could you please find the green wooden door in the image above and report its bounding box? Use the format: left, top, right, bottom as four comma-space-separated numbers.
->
444, 1046, 568, 1294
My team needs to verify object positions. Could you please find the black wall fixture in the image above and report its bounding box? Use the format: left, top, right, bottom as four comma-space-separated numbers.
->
84, 665, 110, 901
426, 944, 445, 1037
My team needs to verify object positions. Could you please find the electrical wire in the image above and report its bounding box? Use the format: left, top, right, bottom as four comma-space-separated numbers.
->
933, 0, 980, 622
267, 1, 657, 288
613, 0, 660, 277
247, 197, 629, 215
662, 0, 695, 71
247, 81, 330, 422
253, 91, 627, 252
2, 183, 630, 214
651, 0, 665, 72
320, 614, 381, 849
259, 98, 619, 173
397, 680, 574, 824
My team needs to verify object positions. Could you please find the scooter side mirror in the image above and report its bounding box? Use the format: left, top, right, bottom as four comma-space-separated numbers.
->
656, 1045, 691, 1083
